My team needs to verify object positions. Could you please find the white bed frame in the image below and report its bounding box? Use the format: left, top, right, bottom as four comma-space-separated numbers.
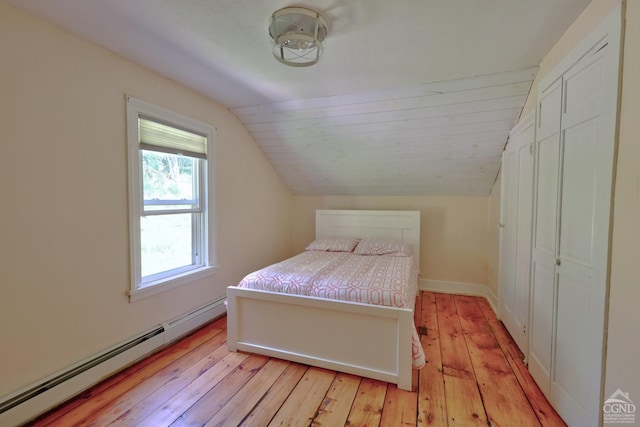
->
226, 209, 421, 391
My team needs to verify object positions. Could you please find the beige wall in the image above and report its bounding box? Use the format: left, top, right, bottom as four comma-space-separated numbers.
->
292, 196, 489, 285
486, 170, 502, 296
606, 0, 640, 408
0, 3, 292, 397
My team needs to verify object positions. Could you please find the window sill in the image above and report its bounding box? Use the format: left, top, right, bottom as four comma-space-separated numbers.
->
128, 265, 217, 302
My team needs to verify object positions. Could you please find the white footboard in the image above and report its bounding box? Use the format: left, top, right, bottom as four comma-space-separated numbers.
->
226, 286, 414, 391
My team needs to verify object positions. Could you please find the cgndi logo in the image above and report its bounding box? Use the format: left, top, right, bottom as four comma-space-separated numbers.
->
604, 389, 636, 424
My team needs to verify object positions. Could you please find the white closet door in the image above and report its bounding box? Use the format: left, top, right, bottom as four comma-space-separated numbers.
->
528, 5, 621, 424
500, 115, 534, 356
529, 79, 562, 395
551, 41, 612, 427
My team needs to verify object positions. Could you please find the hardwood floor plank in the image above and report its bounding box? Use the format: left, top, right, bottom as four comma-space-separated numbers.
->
107, 338, 231, 426
132, 351, 250, 427
211, 317, 228, 329
417, 292, 447, 427
420, 292, 436, 330
268, 367, 335, 427
204, 358, 290, 427
436, 293, 488, 426
87, 332, 229, 426
411, 367, 419, 392
345, 378, 388, 427
476, 298, 567, 427
437, 293, 477, 378
38, 324, 224, 427
455, 295, 540, 427
169, 354, 269, 427
240, 363, 308, 427
380, 384, 418, 427
311, 373, 360, 426
445, 374, 490, 427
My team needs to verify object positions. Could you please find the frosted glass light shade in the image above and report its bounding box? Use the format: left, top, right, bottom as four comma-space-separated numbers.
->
269, 7, 328, 67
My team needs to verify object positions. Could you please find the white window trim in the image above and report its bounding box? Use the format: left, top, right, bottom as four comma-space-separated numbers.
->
126, 96, 217, 302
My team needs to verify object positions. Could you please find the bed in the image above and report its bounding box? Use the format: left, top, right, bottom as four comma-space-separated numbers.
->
226, 209, 423, 391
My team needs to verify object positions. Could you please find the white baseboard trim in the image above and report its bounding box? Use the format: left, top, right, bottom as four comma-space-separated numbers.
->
419, 279, 498, 314
0, 297, 226, 426
485, 287, 498, 314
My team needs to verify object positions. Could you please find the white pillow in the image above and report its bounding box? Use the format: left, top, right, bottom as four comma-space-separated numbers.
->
305, 237, 360, 252
353, 238, 412, 257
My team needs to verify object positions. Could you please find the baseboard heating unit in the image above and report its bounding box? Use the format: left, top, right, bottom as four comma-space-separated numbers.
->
0, 297, 226, 426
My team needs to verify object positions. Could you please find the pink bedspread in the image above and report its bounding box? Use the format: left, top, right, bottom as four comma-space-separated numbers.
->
238, 251, 426, 369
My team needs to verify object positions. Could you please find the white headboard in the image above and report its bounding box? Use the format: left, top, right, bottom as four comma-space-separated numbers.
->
315, 209, 421, 265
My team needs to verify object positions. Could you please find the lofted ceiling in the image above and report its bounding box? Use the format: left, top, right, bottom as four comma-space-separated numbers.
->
231, 68, 536, 195
4, 0, 592, 196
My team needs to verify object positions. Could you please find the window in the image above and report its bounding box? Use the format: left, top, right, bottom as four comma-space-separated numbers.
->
126, 96, 216, 301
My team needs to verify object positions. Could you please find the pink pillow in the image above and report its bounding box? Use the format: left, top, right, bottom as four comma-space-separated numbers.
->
305, 237, 360, 252
353, 238, 412, 257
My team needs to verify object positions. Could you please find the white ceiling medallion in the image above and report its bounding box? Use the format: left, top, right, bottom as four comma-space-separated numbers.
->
269, 7, 328, 67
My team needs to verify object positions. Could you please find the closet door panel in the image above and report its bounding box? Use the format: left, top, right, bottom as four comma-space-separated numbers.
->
537, 81, 562, 141
500, 119, 535, 355
533, 134, 559, 256
553, 264, 598, 415
559, 120, 598, 266
503, 149, 519, 318
529, 80, 561, 394
514, 135, 534, 346
528, 261, 555, 394
563, 51, 606, 127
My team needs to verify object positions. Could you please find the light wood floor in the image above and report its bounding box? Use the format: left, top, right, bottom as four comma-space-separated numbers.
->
28, 292, 566, 426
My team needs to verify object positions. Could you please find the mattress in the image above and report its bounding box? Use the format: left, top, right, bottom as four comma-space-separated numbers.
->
237, 250, 426, 369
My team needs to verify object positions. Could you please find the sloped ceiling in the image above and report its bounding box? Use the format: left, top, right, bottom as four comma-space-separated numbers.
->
4, 0, 592, 196
232, 68, 535, 195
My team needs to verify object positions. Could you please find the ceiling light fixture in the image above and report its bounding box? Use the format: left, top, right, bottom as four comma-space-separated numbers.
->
269, 6, 328, 67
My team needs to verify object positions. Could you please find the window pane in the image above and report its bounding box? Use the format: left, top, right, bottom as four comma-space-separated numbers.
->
142, 150, 198, 211
141, 214, 193, 278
